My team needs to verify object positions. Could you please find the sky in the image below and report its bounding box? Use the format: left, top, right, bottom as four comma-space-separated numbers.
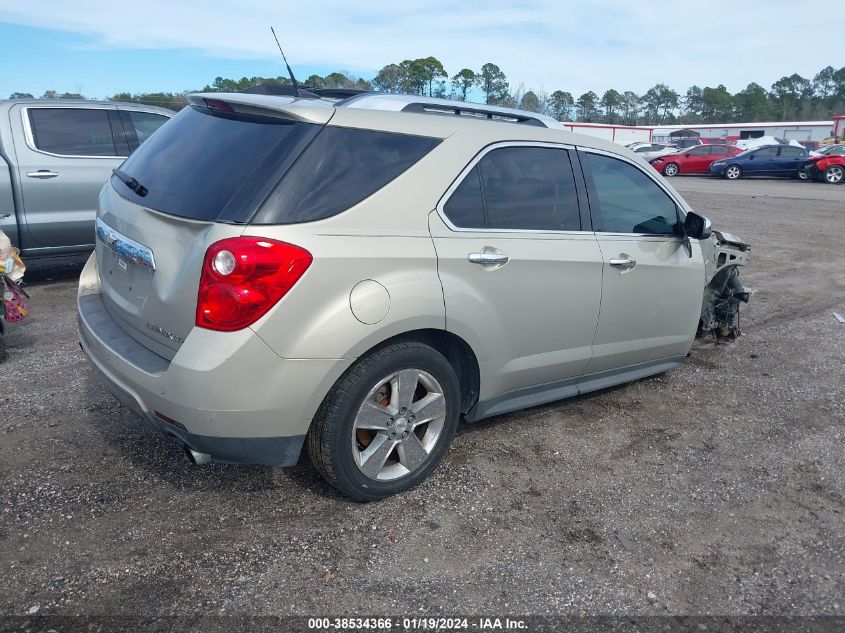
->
0, 1, 839, 100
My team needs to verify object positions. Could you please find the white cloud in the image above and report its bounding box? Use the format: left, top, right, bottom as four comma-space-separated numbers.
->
0, 0, 836, 95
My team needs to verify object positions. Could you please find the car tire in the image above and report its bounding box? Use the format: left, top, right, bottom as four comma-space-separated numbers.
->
824, 164, 844, 184
663, 162, 679, 177
307, 341, 460, 501
724, 165, 742, 180
797, 169, 810, 181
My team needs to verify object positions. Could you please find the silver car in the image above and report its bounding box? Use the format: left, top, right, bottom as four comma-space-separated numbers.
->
78, 92, 750, 500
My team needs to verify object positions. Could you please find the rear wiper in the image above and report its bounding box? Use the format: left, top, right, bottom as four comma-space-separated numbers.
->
112, 168, 148, 197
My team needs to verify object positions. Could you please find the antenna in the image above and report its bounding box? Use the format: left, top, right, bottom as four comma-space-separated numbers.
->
271, 26, 301, 97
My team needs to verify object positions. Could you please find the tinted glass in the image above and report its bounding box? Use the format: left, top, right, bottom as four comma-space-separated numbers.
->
113, 105, 315, 221
479, 147, 580, 231
119, 110, 169, 150
443, 166, 485, 228
688, 146, 709, 156
255, 127, 440, 224
754, 146, 779, 157
779, 146, 805, 157
583, 152, 679, 235
28, 108, 116, 156
709, 145, 730, 154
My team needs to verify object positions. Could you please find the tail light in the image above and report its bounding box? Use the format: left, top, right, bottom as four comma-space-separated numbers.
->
196, 237, 312, 332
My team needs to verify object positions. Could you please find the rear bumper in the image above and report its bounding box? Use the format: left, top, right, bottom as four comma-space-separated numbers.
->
77, 253, 351, 466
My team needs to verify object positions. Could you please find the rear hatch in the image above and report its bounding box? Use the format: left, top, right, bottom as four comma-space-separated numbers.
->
97, 97, 331, 359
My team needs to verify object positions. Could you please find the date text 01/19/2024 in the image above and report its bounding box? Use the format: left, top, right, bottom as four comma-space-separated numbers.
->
306, 617, 528, 630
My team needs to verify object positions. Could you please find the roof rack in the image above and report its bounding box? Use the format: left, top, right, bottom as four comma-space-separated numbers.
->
400, 102, 547, 127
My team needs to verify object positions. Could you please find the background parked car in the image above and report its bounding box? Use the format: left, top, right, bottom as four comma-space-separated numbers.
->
669, 138, 704, 149
628, 142, 679, 161
802, 154, 845, 184
809, 144, 845, 158
710, 144, 808, 180
731, 135, 804, 151
0, 99, 173, 257
650, 144, 742, 176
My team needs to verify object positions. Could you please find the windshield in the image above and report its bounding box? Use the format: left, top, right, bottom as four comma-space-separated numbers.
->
111, 105, 319, 222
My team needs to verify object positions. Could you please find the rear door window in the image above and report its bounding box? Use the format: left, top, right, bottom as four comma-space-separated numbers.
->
443, 167, 485, 228
779, 146, 805, 157
442, 146, 581, 231
754, 146, 779, 157
581, 152, 679, 235
27, 108, 117, 156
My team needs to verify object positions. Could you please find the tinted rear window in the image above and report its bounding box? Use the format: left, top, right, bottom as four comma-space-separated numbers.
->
28, 108, 117, 156
112, 105, 318, 221
252, 127, 441, 225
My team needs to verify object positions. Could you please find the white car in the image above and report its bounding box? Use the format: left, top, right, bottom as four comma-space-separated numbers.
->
629, 142, 679, 161
732, 136, 803, 151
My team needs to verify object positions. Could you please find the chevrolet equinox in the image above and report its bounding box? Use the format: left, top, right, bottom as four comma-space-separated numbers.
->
78, 92, 750, 500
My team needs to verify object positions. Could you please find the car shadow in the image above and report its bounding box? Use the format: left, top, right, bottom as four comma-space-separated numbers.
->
20, 253, 89, 285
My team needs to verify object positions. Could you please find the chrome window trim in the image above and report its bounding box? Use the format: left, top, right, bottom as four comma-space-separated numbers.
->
435, 140, 593, 235
95, 217, 156, 270
21, 105, 168, 160
576, 145, 686, 237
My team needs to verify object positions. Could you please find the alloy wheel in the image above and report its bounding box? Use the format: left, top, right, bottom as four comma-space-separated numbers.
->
725, 165, 741, 180
351, 368, 446, 481
825, 165, 844, 184
664, 163, 679, 176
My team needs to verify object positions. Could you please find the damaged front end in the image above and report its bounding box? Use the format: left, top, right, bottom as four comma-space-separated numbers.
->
698, 230, 751, 340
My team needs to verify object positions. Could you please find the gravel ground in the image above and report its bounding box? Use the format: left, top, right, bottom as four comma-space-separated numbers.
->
0, 177, 843, 624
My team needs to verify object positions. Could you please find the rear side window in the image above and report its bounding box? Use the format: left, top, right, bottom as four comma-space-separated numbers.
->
253, 127, 441, 225
118, 110, 170, 151
112, 105, 318, 222
28, 108, 117, 156
754, 146, 779, 157
442, 146, 581, 231
582, 152, 679, 235
779, 146, 805, 157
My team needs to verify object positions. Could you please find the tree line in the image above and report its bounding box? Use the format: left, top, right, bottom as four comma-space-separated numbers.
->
10, 60, 845, 125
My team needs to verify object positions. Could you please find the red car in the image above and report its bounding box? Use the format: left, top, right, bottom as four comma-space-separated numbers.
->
650, 144, 742, 177
803, 154, 845, 184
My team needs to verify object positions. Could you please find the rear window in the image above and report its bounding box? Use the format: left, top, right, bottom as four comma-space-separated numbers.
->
252, 127, 441, 225
112, 105, 319, 222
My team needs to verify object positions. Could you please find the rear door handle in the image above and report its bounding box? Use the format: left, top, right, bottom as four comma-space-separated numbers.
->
27, 170, 59, 179
609, 257, 637, 270
468, 252, 509, 265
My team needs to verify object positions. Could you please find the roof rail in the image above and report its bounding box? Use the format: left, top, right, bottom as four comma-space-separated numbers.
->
400, 102, 547, 127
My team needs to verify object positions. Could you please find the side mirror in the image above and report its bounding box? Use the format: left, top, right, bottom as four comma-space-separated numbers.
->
683, 211, 712, 240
